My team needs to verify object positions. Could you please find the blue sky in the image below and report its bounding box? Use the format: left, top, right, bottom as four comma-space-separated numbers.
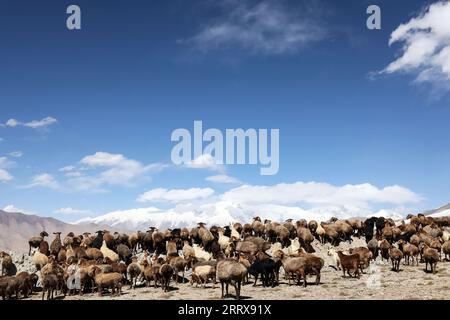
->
1, 0, 450, 222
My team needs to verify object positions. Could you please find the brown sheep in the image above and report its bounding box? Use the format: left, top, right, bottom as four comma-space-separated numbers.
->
0, 251, 14, 276
57, 247, 67, 263
379, 239, 390, 261
274, 225, 290, 247
167, 255, 187, 283
337, 251, 360, 278
197, 223, 215, 251
430, 239, 442, 260
252, 217, 265, 237
50, 232, 62, 257
86, 248, 103, 262
0, 276, 19, 300
166, 240, 178, 256
389, 246, 403, 272
235, 240, 258, 256
28, 231, 49, 255
93, 266, 123, 296
308, 220, 318, 235
128, 232, 139, 252
15, 271, 32, 298
103, 231, 115, 250
423, 246, 439, 273
41, 273, 58, 300
397, 240, 419, 266
349, 247, 373, 271
443, 240, 450, 261
152, 230, 165, 254
367, 237, 379, 259
127, 257, 142, 289
159, 263, 174, 292
297, 227, 315, 253
39, 240, 49, 256
216, 258, 248, 299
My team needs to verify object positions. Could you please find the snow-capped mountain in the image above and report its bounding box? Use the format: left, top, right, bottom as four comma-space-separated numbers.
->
74, 201, 409, 231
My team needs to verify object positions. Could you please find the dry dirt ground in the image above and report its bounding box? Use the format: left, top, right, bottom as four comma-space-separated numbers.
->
19, 236, 450, 301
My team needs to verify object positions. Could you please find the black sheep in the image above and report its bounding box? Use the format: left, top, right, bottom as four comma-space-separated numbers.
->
92, 230, 104, 249
248, 258, 277, 287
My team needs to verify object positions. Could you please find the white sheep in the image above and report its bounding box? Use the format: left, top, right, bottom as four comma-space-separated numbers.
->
327, 247, 341, 270
193, 244, 212, 261
218, 230, 231, 251
230, 224, 240, 240
101, 240, 119, 262
32, 251, 48, 271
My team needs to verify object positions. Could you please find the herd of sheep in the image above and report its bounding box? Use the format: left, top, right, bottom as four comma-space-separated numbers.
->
1, 213, 450, 300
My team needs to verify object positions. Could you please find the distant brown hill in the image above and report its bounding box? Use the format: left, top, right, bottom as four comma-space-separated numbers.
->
0, 210, 123, 253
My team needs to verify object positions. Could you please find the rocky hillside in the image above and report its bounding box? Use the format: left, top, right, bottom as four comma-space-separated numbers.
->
0, 210, 122, 253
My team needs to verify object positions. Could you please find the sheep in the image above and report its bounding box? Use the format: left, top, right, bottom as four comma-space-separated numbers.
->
166, 240, 178, 256
141, 260, 157, 288
38, 239, 50, 256
32, 250, 48, 271
242, 223, 253, 237
423, 246, 439, 274
218, 230, 231, 251
92, 267, 123, 296
197, 223, 215, 252
297, 227, 315, 253
233, 223, 243, 235
252, 217, 265, 237
322, 223, 340, 246
349, 247, 373, 271
180, 227, 190, 242
15, 271, 32, 298
0, 276, 19, 300
247, 257, 277, 287
86, 248, 103, 262
0, 251, 14, 276
244, 236, 271, 252
116, 244, 132, 264
152, 230, 165, 254
346, 218, 364, 236
410, 234, 421, 247
274, 225, 290, 247
235, 240, 258, 256
50, 232, 62, 257
28, 231, 49, 255
443, 240, 450, 261
315, 223, 326, 244
279, 253, 316, 286
159, 263, 174, 292
326, 248, 341, 270
295, 250, 324, 287
193, 243, 212, 261
63, 232, 74, 248
430, 240, 442, 260
397, 239, 419, 266
334, 220, 354, 242
367, 237, 379, 259
216, 258, 248, 300
283, 238, 300, 256
167, 255, 187, 283
92, 230, 105, 250
389, 246, 403, 272
141, 230, 154, 252
379, 239, 390, 261
308, 220, 318, 235
100, 240, 119, 263
127, 257, 142, 289
190, 263, 216, 288
336, 251, 360, 278
42, 273, 58, 300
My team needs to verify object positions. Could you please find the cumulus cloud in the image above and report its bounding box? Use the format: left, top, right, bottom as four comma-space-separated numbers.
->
179, 0, 326, 56
381, 1, 450, 93
221, 182, 422, 207
54, 207, 92, 216
137, 187, 215, 203
23, 173, 60, 189
5, 116, 58, 129
206, 174, 241, 184
185, 154, 223, 171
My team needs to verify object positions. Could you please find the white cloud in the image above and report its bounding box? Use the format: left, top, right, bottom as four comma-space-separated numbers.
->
382, 1, 450, 93
23, 173, 60, 189
137, 187, 215, 203
185, 154, 223, 171
59, 165, 76, 172
221, 182, 422, 207
54, 207, 92, 216
66, 152, 167, 191
3, 204, 36, 215
206, 174, 241, 184
8, 151, 23, 158
5, 116, 58, 129
0, 169, 13, 182
180, 0, 326, 56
